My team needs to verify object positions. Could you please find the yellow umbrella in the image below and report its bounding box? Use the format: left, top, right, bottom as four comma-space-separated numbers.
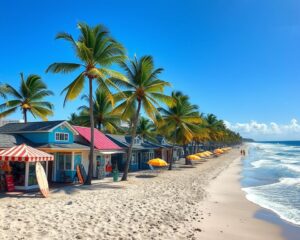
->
197, 153, 207, 158
187, 155, 201, 160
202, 152, 211, 157
214, 149, 224, 154
148, 158, 168, 167
195, 153, 204, 157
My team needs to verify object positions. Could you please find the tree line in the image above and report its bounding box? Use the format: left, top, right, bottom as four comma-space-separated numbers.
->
0, 22, 242, 184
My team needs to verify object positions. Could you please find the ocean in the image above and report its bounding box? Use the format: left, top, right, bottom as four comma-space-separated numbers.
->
242, 141, 300, 226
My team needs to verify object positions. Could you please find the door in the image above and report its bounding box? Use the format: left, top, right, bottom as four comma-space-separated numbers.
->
47, 161, 53, 182
74, 153, 82, 168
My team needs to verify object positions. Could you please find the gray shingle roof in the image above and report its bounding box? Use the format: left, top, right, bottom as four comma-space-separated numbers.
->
0, 134, 35, 148
106, 134, 158, 150
34, 143, 90, 150
0, 120, 65, 133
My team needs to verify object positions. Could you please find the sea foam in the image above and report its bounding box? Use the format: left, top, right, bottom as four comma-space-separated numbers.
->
242, 142, 300, 226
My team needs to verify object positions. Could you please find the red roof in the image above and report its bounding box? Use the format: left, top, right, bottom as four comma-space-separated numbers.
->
73, 126, 122, 151
0, 144, 54, 162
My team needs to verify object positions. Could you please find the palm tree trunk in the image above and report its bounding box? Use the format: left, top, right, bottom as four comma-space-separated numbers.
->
184, 145, 191, 165
169, 129, 177, 170
121, 100, 142, 181
85, 77, 94, 185
23, 109, 27, 123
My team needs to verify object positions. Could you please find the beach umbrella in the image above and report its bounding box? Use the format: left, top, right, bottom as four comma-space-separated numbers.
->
214, 149, 224, 154
148, 158, 168, 167
187, 155, 201, 160
202, 152, 211, 157
196, 152, 207, 158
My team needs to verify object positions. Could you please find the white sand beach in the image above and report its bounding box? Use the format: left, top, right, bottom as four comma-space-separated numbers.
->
0, 148, 283, 240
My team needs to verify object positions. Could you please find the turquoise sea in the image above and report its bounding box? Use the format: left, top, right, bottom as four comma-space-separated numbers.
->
242, 141, 300, 228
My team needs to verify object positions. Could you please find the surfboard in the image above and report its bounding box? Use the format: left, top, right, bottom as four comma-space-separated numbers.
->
35, 162, 49, 198
79, 164, 87, 183
76, 165, 84, 184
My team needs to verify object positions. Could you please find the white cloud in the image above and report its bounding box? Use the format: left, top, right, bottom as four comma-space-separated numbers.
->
225, 119, 300, 141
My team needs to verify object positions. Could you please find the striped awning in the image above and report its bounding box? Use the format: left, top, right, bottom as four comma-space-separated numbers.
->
0, 144, 54, 162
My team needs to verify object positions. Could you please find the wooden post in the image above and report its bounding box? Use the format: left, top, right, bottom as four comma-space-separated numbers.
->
25, 162, 29, 188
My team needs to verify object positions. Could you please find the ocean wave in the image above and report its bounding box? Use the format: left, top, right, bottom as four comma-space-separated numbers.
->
251, 159, 274, 168
283, 164, 300, 173
242, 179, 300, 225
279, 177, 300, 185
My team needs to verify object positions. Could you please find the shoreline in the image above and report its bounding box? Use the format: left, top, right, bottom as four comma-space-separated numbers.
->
197, 153, 283, 240
0, 148, 291, 239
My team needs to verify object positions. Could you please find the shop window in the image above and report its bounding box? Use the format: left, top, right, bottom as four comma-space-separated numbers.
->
28, 163, 37, 186
131, 153, 138, 165
133, 137, 141, 144
55, 132, 69, 142
57, 153, 72, 170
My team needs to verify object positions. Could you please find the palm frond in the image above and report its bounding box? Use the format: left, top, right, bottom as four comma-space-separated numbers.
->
46, 63, 81, 73
61, 73, 85, 106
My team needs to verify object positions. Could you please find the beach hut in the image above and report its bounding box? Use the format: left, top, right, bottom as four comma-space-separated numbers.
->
0, 144, 54, 191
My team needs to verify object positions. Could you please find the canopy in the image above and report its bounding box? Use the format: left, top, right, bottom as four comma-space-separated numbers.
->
187, 155, 201, 160
0, 144, 54, 162
214, 149, 224, 154
148, 158, 168, 167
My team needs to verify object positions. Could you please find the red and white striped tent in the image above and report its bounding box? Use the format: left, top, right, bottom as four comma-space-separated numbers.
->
0, 144, 54, 162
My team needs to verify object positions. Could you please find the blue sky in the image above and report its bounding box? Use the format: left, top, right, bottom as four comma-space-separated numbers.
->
0, 0, 300, 140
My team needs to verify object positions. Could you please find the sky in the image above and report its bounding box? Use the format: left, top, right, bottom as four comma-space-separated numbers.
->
0, 0, 300, 141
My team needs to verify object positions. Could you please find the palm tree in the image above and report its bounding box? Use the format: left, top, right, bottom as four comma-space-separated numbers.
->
77, 88, 124, 133
113, 55, 172, 181
68, 112, 87, 126
205, 114, 226, 147
136, 116, 157, 143
46, 22, 126, 185
0, 73, 54, 123
158, 91, 202, 169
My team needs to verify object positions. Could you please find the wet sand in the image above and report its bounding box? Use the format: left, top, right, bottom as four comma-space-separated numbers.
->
198, 153, 283, 240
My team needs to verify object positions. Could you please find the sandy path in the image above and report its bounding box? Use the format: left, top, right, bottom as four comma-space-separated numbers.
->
0, 149, 272, 240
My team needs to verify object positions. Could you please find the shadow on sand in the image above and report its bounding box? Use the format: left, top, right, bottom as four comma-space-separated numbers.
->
135, 174, 157, 179
51, 182, 125, 195
0, 181, 125, 198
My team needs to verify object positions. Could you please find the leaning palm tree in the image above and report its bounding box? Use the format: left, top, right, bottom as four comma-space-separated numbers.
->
158, 91, 202, 169
77, 88, 124, 133
113, 55, 172, 181
46, 22, 127, 185
0, 73, 54, 123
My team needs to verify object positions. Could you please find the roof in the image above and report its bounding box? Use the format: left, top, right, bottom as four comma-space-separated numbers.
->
0, 134, 35, 148
35, 143, 90, 150
156, 136, 173, 148
0, 144, 54, 162
106, 134, 158, 150
73, 126, 122, 151
0, 120, 77, 134
0, 133, 89, 151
